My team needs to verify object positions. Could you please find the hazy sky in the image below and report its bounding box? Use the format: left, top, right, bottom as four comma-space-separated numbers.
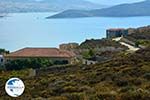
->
87, 0, 145, 5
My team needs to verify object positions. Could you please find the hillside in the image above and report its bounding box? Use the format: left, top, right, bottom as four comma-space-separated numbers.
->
0, 46, 150, 99
0, 0, 106, 13
79, 39, 126, 49
126, 26, 150, 46
47, 0, 150, 18
0, 26, 150, 99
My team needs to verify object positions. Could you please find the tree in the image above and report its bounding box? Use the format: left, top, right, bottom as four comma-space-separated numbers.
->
82, 49, 95, 59
0, 49, 9, 54
89, 49, 95, 57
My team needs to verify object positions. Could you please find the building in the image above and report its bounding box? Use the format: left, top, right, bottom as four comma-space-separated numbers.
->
59, 43, 79, 50
82, 59, 97, 65
128, 28, 136, 34
0, 55, 4, 65
106, 28, 128, 38
4, 48, 76, 64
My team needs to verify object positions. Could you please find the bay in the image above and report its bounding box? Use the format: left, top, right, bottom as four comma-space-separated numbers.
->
0, 12, 150, 51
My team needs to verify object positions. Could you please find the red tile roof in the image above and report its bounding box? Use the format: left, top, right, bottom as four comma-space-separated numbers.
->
5, 48, 75, 58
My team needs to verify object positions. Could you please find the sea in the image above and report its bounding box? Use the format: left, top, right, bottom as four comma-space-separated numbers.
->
0, 12, 150, 51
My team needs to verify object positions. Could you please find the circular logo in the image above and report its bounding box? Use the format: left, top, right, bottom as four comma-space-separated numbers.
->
5, 78, 25, 97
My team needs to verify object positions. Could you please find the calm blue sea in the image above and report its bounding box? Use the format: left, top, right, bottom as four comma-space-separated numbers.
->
0, 12, 150, 51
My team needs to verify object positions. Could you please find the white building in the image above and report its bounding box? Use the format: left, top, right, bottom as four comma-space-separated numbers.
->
82, 59, 97, 65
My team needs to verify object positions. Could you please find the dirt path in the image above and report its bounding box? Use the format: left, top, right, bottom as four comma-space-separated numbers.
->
112, 37, 140, 52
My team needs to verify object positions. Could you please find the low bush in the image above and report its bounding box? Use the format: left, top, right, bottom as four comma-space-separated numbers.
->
131, 79, 142, 86
119, 86, 135, 93
0, 65, 5, 71
63, 86, 79, 93
143, 73, 150, 80
96, 92, 116, 100
63, 93, 84, 100
115, 79, 128, 87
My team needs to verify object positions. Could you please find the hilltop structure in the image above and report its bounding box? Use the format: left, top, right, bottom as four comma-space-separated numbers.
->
59, 43, 79, 50
106, 28, 128, 38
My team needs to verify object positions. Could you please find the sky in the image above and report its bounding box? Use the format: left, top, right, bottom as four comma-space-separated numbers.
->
87, 0, 145, 5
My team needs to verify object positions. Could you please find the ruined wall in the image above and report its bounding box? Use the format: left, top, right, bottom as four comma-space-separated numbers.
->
59, 43, 79, 50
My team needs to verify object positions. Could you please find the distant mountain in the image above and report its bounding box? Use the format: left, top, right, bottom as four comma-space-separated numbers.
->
0, 0, 106, 13
47, 0, 150, 18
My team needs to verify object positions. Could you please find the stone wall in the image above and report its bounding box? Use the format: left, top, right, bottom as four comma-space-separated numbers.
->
59, 43, 79, 50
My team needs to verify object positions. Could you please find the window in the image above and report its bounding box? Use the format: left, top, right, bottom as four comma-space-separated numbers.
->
1, 59, 3, 62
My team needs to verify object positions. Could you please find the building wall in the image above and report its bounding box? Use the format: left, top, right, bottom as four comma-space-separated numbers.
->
106, 29, 128, 38
82, 59, 97, 65
0, 55, 4, 65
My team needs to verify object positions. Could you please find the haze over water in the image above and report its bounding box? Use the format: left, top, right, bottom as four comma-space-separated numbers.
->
0, 12, 150, 51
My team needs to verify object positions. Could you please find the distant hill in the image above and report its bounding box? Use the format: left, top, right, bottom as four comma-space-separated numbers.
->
47, 0, 150, 18
0, 0, 106, 13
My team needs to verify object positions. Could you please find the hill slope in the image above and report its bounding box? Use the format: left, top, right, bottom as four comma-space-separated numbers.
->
0, 47, 150, 99
0, 0, 106, 13
47, 0, 150, 18
0, 25, 150, 99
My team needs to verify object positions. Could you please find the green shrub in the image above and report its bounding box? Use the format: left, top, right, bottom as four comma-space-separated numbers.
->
119, 86, 135, 93
63, 86, 79, 93
64, 93, 84, 100
54, 60, 69, 65
115, 79, 128, 87
121, 92, 142, 100
131, 79, 142, 86
5, 58, 53, 71
96, 93, 116, 100
143, 73, 150, 80
0, 48, 9, 54
0, 65, 5, 71
120, 90, 150, 100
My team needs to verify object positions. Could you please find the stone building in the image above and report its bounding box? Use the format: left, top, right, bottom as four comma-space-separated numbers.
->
106, 28, 128, 38
127, 28, 136, 34
59, 43, 79, 50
